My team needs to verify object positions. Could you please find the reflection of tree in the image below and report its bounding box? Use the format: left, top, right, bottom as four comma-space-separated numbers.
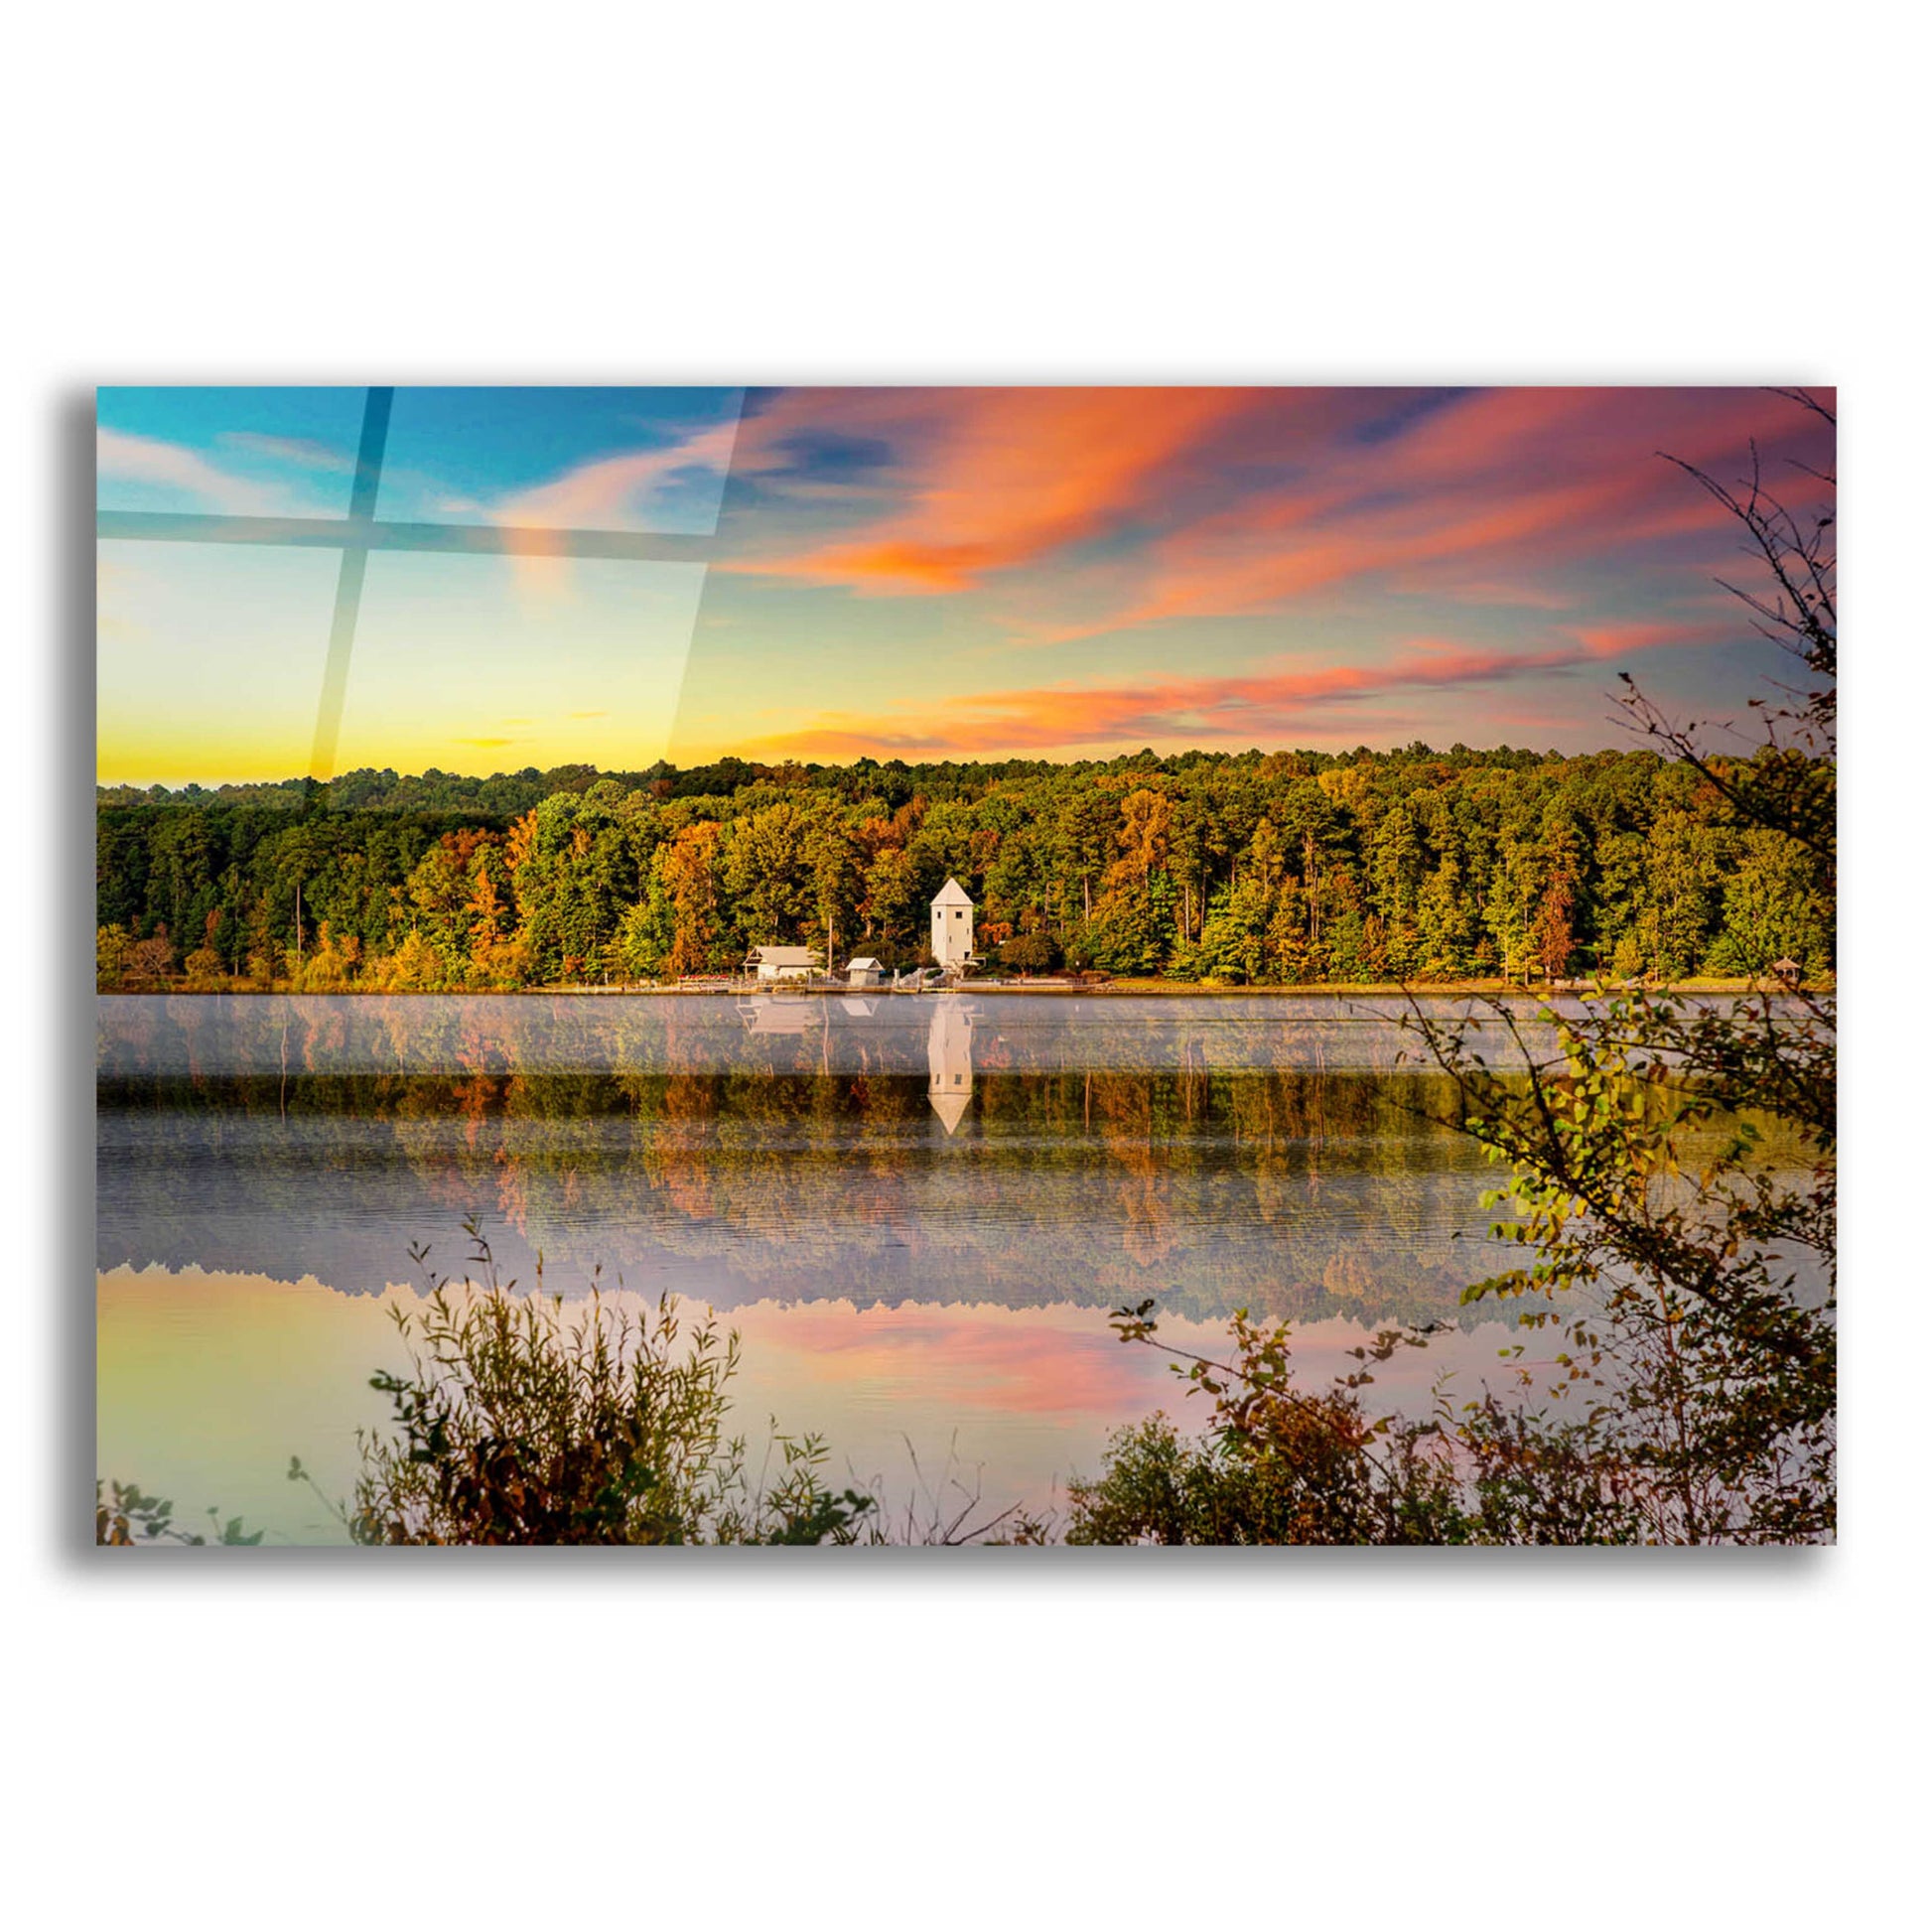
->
99, 995, 1818, 1330
655, 1071, 721, 1223
1089, 1074, 1172, 1267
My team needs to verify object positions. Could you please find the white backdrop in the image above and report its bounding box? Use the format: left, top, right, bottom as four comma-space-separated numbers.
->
6, 5, 1922, 1927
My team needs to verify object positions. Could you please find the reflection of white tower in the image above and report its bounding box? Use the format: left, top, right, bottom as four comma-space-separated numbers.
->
927, 999, 975, 1136
930, 877, 975, 971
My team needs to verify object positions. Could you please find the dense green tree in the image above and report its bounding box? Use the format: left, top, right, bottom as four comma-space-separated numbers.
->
95, 740, 1833, 992
1705, 827, 1833, 976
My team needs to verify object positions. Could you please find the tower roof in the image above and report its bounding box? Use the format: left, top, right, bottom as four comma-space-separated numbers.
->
933, 877, 973, 907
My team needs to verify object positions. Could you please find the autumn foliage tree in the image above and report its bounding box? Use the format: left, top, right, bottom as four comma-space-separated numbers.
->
97, 579, 1833, 1000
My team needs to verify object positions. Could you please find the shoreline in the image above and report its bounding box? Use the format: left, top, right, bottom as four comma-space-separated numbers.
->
96, 975, 1798, 1000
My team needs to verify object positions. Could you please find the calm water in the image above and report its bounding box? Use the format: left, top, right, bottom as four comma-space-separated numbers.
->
98, 992, 1559, 1540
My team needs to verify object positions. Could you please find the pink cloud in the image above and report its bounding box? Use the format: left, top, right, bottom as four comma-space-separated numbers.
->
739, 619, 1735, 759
708, 387, 1832, 656
721, 386, 1264, 594
1062, 388, 1829, 641
489, 418, 742, 530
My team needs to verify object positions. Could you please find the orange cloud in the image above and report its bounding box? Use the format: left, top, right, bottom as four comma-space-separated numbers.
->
724, 386, 1258, 594
741, 620, 1735, 759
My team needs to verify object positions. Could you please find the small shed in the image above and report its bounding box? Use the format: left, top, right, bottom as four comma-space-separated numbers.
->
846, 956, 886, 988
748, 944, 820, 983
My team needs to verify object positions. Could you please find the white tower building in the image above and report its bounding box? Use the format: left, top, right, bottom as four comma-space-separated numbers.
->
930, 877, 975, 971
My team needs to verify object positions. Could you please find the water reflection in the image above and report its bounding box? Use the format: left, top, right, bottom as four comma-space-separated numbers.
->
734, 989, 981, 1139
94, 992, 1811, 1541
97, 988, 1585, 1080
96, 993, 1520, 1325
927, 999, 975, 1136
737, 993, 823, 1040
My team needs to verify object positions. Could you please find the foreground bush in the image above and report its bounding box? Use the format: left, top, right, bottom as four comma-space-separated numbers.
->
338, 1223, 873, 1546
95, 1480, 262, 1546
1064, 1309, 1648, 1546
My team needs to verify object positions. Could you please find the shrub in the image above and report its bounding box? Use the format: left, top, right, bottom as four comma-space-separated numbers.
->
1066, 1305, 1652, 1546
95, 1479, 262, 1546
124, 929, 175, 983
1066, 1311, 1474, 1545
182, 945, 226, 988
345, 1224, 874, 1545
997, 930, 1060, 974
96, 924, 130, 990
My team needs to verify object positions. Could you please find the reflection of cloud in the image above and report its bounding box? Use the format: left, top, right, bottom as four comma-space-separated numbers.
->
739, 620, 1735, 759
730, 1299, 1170, 1416
96, 427, 289, 516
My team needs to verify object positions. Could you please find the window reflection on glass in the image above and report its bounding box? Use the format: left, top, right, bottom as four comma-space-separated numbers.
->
343, 553, 708, 776
373, 387, 742, 534
97, 541, 342, 787
96, 388, 368, 520
95, 387, 744, 791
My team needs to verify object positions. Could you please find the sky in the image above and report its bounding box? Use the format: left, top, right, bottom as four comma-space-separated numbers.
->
94, 384, 1835, 785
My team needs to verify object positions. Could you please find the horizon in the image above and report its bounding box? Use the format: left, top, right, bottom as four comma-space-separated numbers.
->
95, 734, 1685, 800
96, 384, 1834, 788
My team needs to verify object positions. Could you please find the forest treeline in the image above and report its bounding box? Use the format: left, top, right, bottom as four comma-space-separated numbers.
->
95, 742, 1834, 991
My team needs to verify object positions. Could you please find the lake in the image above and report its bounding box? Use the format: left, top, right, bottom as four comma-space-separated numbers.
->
97, 991, 1563, 1542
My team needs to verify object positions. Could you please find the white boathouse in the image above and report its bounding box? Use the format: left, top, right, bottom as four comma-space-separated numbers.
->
748, 944, 821, 983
